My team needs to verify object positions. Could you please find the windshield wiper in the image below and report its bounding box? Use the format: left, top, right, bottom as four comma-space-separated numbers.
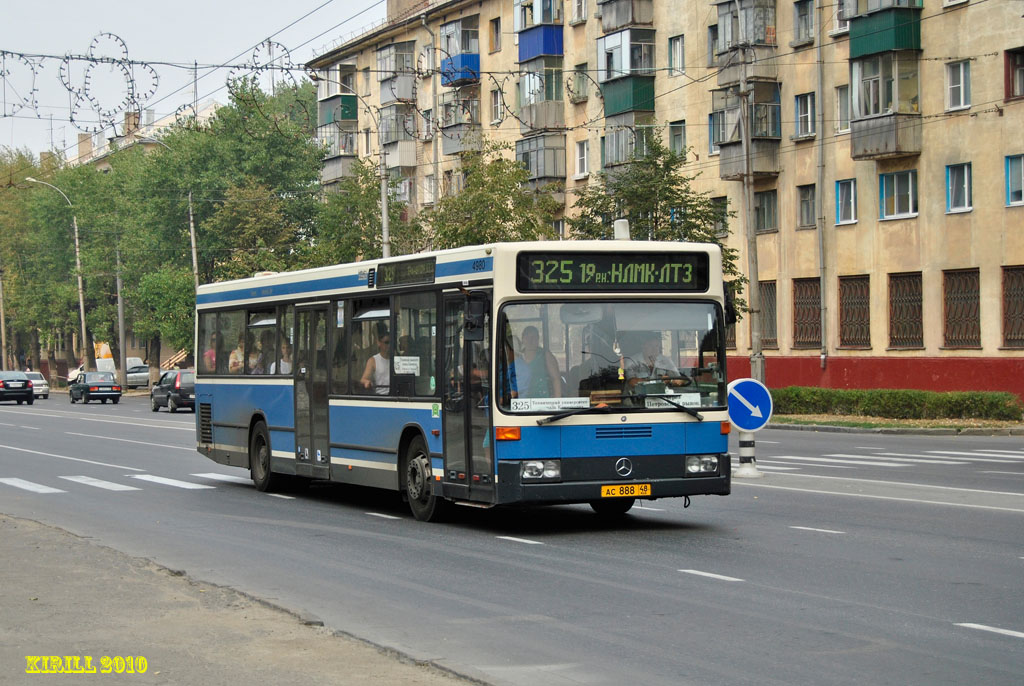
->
643, 394, 705, 421
536, 403, 617, 426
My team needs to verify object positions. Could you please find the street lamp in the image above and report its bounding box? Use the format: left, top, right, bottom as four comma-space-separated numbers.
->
25, 177, 90, 374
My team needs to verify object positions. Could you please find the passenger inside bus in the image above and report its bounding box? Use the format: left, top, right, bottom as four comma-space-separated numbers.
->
228, 333, 246, 375
513, 325, 561, 398
360, 330, 391, 395
625, 332, 691, 391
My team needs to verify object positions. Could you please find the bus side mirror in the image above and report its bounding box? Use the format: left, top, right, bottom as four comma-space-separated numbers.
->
465, 298, 486, 341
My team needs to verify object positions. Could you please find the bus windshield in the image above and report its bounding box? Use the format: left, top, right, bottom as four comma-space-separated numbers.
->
497, 300, 727, 414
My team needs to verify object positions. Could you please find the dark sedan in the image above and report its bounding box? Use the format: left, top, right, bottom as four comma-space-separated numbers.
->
150, 369, 195, 413
69, 371, 122, 404
0, 371, 35, 405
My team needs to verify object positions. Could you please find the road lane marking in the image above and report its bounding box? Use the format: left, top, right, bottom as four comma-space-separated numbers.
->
497, 536, 544, 545
679, 569, 744, 582
759, 460, 854, 470
983, 471, 1024, 476
755, 465, 801, 471
366, 512, 401, 520
769, 455, 909, 468
955, 623, 1024, 640
0, 478, 65, 493
129, 475, 215, 490
19, 426, 40, 430
747, 473, 1024, 496
973, 450, 1024, 456
825, 453, 966, 465
268, 493, 295, 499
0, 444, 146, 471
735, 482, 1024, 513
191, 472, 251, 484
58, 475, 141, 491
0, 408, 192, 431
790, 526, 846, 534
876, 452, 1013, 464
928, 451, 1024, 461
67, 432, 195, 450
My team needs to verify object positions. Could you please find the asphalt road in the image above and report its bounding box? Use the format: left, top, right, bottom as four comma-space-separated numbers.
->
1, 396, 1022, 685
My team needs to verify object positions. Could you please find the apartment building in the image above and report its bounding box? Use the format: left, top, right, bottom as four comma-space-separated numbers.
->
307, 0, 1024, 398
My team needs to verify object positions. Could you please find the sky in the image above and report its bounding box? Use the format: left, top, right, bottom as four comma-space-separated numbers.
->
0, 0, 386, 158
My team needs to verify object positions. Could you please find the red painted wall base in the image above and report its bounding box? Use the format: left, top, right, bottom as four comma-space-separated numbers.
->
727, 355, 1024, 401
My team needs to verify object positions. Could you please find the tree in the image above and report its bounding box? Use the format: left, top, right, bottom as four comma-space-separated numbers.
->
419, 139, 560, 249
567, 135, 746, 309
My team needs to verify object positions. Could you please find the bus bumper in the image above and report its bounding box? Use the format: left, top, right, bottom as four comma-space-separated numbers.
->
495, 454, 731, 505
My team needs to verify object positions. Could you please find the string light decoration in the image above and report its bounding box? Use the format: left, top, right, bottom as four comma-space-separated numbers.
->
0, 51, 41, 119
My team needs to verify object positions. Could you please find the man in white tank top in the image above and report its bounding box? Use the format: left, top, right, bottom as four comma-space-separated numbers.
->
360, 333, 391, 395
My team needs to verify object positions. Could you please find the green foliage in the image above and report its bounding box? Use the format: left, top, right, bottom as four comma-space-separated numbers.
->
771, 386, 1024, 421
568, 134, 746, 312
419, 139, 559, 249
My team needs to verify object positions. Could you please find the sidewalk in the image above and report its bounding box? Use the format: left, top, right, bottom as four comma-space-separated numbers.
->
0, 515, 477, 685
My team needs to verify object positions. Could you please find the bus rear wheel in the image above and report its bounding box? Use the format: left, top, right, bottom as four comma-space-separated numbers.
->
590, 498, 635, 518
404, 435, 447, 522
250, 421, 281, 492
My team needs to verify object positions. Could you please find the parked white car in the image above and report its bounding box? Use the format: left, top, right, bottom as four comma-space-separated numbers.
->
24, 371, 49, 399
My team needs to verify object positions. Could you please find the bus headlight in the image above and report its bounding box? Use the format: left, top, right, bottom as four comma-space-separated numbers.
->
685, 455, 719, 475
521, 460, 561, 481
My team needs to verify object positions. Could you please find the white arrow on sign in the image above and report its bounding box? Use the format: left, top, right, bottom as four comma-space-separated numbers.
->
729, 387, 763, 418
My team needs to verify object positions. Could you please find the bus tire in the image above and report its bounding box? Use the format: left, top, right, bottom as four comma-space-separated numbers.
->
404, 435, 447, 522
590, 498, 635, 518
250, 421, 280, 492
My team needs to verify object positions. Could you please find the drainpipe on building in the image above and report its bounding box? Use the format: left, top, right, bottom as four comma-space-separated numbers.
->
422, 14, 439, 230
816, 0, 828, 370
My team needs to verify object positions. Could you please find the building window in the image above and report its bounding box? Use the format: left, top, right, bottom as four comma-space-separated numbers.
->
946, 163, 972, 213
946, 61, 971, 110
754, 189, 777, 233
520, 57, 564, 105
1004, 266, 1024, 348
421, 109, 433, 139
793, 278, 822, 349
552, 218, 565, 238
708, 111, 724, 154
836, 85, 850, 133
423, 174, 436, 205
795, 93, 815, 136
889, 272, 923, 348
489, 17, 501, 52
575, 139, 589, 177
597, 29, 655, 83
760, 280, 778, 348
419, 45, 434, 75
836, 179, 857, 224
516, 134, 567, 180
944, 269, 981, 348
712, 196, 728, 238
1007, 154, 1024, 206
835, 0, 854, 33
1006, 48, 1024, 100
707, 25, 719, 67
669, 120, 686, 156
839, 275, 871, 348
879, 170, 918, 219
668, 35, 684, 76
570, 63, 589, 103
797, 184, 816, 228
852, 51, 920, 118
490, 89, 502, 124
572, 0, 587, 23
362, 68, 370, 95
793, 0, 814, 44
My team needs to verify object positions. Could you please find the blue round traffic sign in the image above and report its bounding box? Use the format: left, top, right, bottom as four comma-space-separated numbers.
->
727, 378, 773, 432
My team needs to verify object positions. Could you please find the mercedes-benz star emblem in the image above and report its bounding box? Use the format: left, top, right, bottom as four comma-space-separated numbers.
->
615, 458, 634, 477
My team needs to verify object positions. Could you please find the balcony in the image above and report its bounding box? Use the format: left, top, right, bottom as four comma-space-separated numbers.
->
380, 74, 416, 104
602, 76, 654, 116
849, 6, 921, 59
440, 54, 480, 87
384, 140, 417, 169
518, 24, 564, 62
849, 112, 921, 160
718, 139, 781, 180
713, 93, 782, 180
318, 94, 357, 124
716, 45, 778, 87
598, 0, 653, 33
520, 101, 565, 133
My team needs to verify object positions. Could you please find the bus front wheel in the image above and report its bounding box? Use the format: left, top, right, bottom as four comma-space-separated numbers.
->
250, 421, 281, 492
590, 498, 635, 518
404, 435, 447, 522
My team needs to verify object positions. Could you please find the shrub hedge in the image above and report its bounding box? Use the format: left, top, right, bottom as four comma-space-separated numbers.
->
770, 386, 1024, 421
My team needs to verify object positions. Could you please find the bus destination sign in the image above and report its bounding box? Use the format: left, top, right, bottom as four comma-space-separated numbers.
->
516, 252, 710, 292
376, 257, 436, 289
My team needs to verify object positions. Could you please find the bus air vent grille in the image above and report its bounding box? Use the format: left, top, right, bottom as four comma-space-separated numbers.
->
367, 268, 375, 288
595, 426, 652, 440
199, 403, 213, 443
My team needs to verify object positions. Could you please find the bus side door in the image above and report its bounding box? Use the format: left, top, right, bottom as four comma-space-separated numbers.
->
294, 306, 330, 480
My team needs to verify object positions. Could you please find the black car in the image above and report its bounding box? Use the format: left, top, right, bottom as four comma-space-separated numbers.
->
151, 369, 195, 413
69, 371, 122, 404
0, 371, 35, 405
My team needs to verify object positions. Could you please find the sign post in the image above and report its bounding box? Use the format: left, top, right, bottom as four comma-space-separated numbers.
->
727, 378, 773, 478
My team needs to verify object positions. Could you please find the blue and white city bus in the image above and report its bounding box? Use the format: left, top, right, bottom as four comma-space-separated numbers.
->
195, 240, 733, 521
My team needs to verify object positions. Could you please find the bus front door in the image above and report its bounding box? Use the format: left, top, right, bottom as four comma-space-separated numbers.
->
442, 296, 494, 503
294, 306, 330, 480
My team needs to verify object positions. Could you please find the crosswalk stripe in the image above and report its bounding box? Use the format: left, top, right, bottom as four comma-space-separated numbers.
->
876, 452, 1014, 463
58, 476, 141, 491
191, 472, 252, 485
972, 450, 1024, 456
758, 460, 854, 469
825, 453, 966, 465
769, 455, 910, 468
755, 465, 801, 471
0, 478, 65, 494
129, 475, 215, 490
922, 451, 1020, 462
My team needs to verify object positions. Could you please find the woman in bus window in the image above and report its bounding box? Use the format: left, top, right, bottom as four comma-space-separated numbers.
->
228, 333, 245, 375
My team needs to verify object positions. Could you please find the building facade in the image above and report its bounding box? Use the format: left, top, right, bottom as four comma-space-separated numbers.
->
308, 0, 1024, 398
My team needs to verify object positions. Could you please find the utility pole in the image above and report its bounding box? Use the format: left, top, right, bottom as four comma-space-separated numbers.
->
0, 255, 7, 371
733, 1, 764, 384
116, 247, 127, 388
188, 190, 199, 290
380, 145, 391, 258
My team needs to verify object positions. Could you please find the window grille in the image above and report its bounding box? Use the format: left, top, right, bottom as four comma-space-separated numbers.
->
943, 269, 980, 348
1004, 266, 1024, 348
759, 281, 777, 348
792, 278, 821, 348
889, 272, 923, 348
839, 275, 871, 347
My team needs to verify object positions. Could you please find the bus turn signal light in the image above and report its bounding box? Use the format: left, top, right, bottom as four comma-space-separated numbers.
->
720, 421, 731, 435
495, 427, 521, 441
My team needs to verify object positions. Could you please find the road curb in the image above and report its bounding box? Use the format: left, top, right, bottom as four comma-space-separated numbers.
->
766, 422, 1019, 437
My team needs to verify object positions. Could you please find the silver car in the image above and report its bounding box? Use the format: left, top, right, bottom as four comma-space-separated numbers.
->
126, 365, 151, 389
24, 371, 49, 399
